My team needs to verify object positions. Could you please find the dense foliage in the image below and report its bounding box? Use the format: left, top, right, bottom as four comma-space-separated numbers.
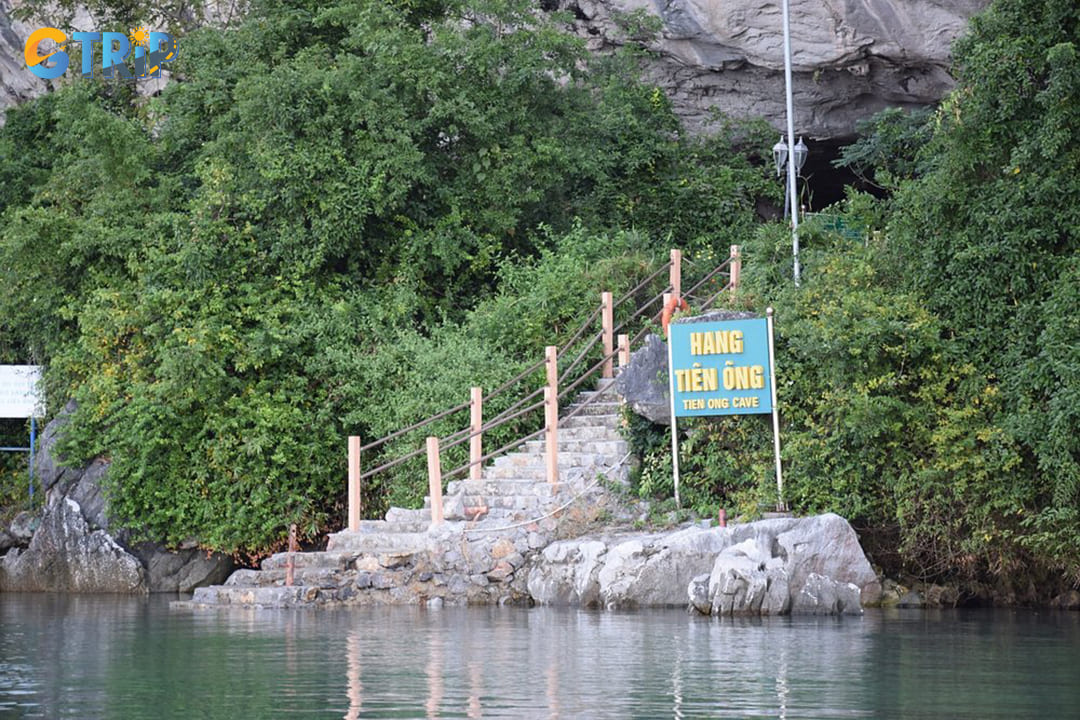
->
0, 0, 770, 554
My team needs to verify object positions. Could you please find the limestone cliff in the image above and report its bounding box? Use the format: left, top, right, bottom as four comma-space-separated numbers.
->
550, 0, 988, 138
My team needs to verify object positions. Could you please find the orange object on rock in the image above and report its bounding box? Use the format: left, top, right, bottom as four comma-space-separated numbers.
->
661, 295, 690, 337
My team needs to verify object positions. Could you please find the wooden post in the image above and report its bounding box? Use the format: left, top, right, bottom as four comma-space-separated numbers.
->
618, 333, 630, 368
470, 386, 483, 481
601, 291, 614, 379
426, 436, 444, 525
662, 292, 672, 337
545, 345, 559, 486
730, 244, 742, 297
670, 248, 682, 301
347, 435, 361, 531
285, 523, 297, 587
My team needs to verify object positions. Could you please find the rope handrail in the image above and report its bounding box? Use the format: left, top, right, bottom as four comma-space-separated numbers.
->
487, 386, 545, 428
682, 258, 731, 300
482, 357, 546, 405
359, 398, 472, 452
558, 349, 618, 402
612, 261, 672, 310
357, 443, 427, 481
612, 285, 671, 336
444, 427, 547, 479
630, 324, 652, 348
699, 280, 735, 313
557, 304, 604, 356
559, 331, 602, 383
440, 398, 546, 453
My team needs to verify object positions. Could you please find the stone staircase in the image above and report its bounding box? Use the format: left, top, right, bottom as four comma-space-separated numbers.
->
175, 381, 630, 609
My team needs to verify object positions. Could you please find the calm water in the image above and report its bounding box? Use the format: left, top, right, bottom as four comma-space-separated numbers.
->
1, 595, 1078, 719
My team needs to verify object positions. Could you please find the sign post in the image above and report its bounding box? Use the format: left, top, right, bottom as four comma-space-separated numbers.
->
667, 313, 785, 510
0, 365, 45, 502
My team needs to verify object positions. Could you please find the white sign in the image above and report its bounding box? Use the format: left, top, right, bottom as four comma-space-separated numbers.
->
0, 365, 44, 418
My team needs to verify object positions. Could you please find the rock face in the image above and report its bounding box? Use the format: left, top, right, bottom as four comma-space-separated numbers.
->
0, 403, 233, 593
528, 512, 881, 613
615, 333, 672, 425
551, 0, 990, 138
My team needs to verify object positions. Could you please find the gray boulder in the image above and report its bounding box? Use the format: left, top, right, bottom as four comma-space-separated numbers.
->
616, 334, 672, 425
0, 497, 146, 593
693, 513, 880, 616
1, 403, 233, 593
528, 513, 879, 614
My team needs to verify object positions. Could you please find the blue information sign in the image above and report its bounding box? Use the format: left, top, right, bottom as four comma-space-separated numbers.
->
669, 318, 773, 417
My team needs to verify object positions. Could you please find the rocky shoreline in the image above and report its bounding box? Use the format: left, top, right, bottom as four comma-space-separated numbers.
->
168, 512, 880, 614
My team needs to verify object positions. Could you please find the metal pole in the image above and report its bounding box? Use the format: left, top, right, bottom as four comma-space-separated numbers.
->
781, 0, 801, 287
29, 416, 36, 504
666, 327, 681, 509
766, 308, 785, 511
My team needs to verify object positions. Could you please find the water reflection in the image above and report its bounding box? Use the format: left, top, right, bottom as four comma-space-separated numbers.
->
1, 597, 1078, 719
343, 629, 362, 720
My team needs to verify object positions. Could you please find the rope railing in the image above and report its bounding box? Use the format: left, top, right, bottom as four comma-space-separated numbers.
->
359, 398, 472, 453
612, 261, 672, 310
612, 285, 671, 336
482, 357, 546, 405
558, 304, 604, 357
444, 427, 546, 480
558, 350, 617, 402
486, 386, 545, 428
357, 444, 428, 481
699, 280, 736, 313
558, 331, 602, 383
682, 258, 731, 301
344, 244, 744, 530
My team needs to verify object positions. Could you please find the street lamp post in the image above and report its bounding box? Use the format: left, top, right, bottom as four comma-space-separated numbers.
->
780, 0, 802, 286
772, 135, 807, 220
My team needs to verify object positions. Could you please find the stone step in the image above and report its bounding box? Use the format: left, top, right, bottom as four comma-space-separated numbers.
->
492, 450, 618, 468
458, 494, 541, 511
226, 566, 348, 589
261, 550, 357, 572
189, 584, 322, 608
485, 460, 617, 481
560, 414, 621, 430
524, 439, 628, 455
446, 479, 559, 498
326, 530, 432, 553
562, 402, 622, 417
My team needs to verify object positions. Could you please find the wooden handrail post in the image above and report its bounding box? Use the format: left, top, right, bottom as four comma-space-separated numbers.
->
426, 436, 444, 525
618, 333, 630, 368
470, 386, 483, 481
347, 435, 361, 531
601, 291, 614, 379
730, 245, 742, 297
545, 345, 559, 486
662, 292, 672, 337
670, 248, 682, 301
285, 523, 297, 587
